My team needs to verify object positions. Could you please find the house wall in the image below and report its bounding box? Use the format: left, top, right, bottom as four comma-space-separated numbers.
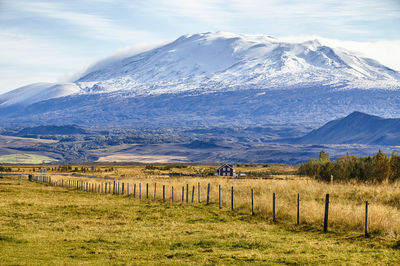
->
217, 165, 235, 176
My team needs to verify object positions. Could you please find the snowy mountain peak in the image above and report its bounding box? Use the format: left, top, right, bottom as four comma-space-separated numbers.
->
75, 32, 400, 95
1, 32, 400, 110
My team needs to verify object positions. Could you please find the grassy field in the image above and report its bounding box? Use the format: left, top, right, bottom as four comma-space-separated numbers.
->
37, 163, 400, 238
0, 154, 58, 164
1, 175, 399, 264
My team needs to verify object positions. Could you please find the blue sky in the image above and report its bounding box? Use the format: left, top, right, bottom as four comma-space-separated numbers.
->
1, 0, 400, 93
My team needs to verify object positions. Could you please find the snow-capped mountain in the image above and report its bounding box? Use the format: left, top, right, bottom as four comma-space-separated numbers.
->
1, 32, 400, 128
76, 32, 400, 95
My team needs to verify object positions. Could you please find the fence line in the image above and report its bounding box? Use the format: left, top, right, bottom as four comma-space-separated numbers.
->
27, 174, 372, 237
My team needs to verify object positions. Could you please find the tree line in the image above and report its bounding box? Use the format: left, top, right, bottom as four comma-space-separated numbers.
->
0, 166, 12, 172
298, 150, 400, 183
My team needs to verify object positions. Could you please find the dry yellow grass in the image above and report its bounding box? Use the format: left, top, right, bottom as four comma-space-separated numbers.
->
2, 176, 400, 264
37, 164, 400, 238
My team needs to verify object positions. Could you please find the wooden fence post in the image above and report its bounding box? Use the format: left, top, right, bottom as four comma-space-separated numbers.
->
182, 186, 184, 202
219, 185, 221, 209
198, 182, 201, 203
324, 194, 329, 232
118, 182, 120, 195
139, 183, 141, 199
297, 193, 300, 225
191, 185, 195, 203
154, 183, 157, 201
272, 192, 276, 222
186, 184, 189, 203
134, 184, 136, 198
146, 183, 149, 199
251, 189, 254, 216
206, 183, 210, 205
113, 181, 116, 195
122, 182, 125, 195
172, 186, 174, 203
231, 186, 234, 211
365, 201, 369, 237
163, 185, 165, 202
127, 183, 129, 196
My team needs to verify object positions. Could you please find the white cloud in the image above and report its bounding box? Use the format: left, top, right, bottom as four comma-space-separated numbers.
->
153, 0, 233, 27
228, 0, 400, 21
0, 31, 92, 93
13, 1, 155, 43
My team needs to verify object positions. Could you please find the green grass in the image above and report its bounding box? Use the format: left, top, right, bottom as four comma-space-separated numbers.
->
0, 177, 399, 265
0, 154, 58, 164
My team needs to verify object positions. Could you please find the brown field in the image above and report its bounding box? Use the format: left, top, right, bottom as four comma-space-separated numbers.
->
16, 163, 400, 238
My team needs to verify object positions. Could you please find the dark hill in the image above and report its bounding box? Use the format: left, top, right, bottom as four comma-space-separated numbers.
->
182, 140, 222, 149
294, 111, 400, 145
16, 125, 87, 136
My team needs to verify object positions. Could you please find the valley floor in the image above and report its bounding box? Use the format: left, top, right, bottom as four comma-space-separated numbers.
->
0, 176, 399, 264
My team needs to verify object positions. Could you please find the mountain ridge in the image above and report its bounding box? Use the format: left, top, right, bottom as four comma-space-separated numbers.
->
294, 111, 400, 145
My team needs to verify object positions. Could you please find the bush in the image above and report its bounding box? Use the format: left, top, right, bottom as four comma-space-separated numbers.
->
299, 150, 399, 183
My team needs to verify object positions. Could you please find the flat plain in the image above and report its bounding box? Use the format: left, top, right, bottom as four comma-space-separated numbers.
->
0, 171, 399, 264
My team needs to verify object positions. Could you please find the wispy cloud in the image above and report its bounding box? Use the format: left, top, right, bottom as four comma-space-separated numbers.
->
12, 1, 155, 43
0, 30, 92, 92
151, 0, 234, 27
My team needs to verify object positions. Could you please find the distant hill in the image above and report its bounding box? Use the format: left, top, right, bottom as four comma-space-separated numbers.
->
294, 111, 400, 145
182, 140, 223, 149
16, 125, 87, 136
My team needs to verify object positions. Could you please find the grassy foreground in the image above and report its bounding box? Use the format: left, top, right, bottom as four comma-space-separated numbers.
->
0, 177, 399, 265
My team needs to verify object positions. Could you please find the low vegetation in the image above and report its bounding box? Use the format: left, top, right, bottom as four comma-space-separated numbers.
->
299, 150, 400, 183
1, 176, 399, 264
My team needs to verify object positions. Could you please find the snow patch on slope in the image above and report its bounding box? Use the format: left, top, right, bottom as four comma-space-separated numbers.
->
0, 83, 80, 107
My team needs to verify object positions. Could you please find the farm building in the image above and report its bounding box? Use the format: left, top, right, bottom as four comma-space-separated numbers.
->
215, 164, 237, 177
